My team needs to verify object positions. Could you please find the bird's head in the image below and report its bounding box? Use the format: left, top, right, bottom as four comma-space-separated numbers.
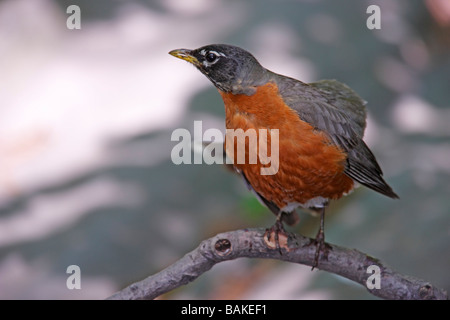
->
169, 44, 268, 95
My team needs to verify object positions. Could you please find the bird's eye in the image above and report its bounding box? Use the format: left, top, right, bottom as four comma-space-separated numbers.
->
205, 52, 218, 63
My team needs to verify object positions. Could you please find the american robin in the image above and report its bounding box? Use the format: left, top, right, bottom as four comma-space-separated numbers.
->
169, 44, 398, 267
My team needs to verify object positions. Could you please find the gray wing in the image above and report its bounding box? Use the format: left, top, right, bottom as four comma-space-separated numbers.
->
274, 76, 398, 198
308, 79, 367, 137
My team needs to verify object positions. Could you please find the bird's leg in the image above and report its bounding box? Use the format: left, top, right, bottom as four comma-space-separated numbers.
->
312, 207, 327, 270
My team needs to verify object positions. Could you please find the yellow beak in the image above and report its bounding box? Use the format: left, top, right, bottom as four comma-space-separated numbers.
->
169, 49, 201, 67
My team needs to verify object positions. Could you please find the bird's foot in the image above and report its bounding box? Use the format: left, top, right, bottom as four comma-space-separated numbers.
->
309, 228, 331, 270
264, 219, 289, 254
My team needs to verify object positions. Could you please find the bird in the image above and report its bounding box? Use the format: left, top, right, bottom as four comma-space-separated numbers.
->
169, 44, 398, 268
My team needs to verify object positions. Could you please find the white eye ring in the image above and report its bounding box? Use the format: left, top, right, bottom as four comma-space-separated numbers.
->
200, 50, 227, 67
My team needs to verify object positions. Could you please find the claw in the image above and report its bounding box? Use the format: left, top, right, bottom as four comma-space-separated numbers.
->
264, 212, 290, 254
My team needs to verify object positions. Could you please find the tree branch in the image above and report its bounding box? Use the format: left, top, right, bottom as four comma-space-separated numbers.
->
107, 228, 448, 300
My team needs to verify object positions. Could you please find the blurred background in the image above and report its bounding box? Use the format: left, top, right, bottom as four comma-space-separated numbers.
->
0, 0, 449, 299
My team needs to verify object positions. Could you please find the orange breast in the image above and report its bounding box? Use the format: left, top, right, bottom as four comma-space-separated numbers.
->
219, 82, 354, 209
